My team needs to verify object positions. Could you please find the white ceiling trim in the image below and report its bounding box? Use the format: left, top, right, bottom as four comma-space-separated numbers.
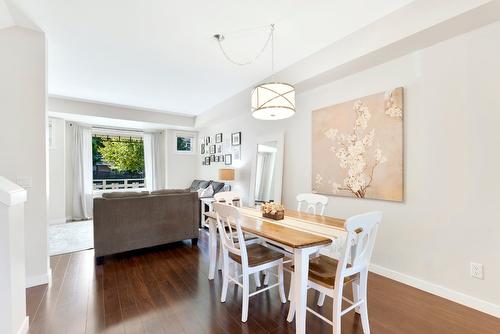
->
48, 96, 196, 130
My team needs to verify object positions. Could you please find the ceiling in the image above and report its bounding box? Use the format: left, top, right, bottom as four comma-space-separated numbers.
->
10, 0, 412, 115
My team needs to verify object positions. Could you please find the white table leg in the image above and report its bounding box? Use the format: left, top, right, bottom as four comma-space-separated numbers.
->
293, 246, 318, 334
208, 218, 217, 280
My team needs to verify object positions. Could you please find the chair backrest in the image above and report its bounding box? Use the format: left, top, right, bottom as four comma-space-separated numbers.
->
214, 191, 242, 207
336, 211, 382, 280
296, 193, 328, 215
213, 202, 248, 266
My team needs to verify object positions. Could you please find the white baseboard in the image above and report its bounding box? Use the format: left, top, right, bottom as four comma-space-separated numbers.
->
17, 316, 29, 334
369, 263, 500, 318
26, 268, 52, 288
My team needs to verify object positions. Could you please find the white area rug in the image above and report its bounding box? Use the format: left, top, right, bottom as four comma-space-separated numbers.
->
48, 220, 94, 256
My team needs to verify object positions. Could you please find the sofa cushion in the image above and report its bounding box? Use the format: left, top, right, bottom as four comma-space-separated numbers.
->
151, 189, 190, 195
210, 181, 225, 194
102, 191, 150, 199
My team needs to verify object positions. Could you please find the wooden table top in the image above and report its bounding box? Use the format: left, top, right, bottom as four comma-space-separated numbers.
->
205, 207, 343, 249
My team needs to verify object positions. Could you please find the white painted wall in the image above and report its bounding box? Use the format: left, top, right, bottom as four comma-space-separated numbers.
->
197, 22, 500, 314
48, 117, 66, 224
0, 26, 50, 287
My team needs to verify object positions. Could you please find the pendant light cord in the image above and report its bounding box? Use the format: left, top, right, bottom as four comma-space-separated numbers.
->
271, 24, 275, 81
215, 24, 275, 67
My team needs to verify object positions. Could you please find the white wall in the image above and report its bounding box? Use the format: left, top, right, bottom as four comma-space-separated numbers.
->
197, 22, 500, 314
48, 117, 66, 224
0, 26, 50, 287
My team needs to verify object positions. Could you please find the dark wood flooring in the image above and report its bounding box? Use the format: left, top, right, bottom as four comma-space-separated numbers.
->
27, 229, 500, 333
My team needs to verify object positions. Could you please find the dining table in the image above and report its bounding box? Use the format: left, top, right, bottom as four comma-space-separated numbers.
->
204, 206, 346, 334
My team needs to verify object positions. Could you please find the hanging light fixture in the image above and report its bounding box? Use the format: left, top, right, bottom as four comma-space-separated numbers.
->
214, 24, 296, 120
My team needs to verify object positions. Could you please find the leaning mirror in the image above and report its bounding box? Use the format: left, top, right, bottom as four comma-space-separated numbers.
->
249, 133, 284, 206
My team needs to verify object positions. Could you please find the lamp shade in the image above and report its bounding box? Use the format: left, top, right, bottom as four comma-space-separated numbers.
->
219, 168, 235, 181
251, 82, 295, 120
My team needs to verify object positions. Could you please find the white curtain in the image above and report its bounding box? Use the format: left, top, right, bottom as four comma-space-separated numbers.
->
144, 132, 165, 191
72, 124, 93, 219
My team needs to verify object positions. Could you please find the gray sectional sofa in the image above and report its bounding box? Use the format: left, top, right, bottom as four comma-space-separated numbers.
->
93, 189, 200, 262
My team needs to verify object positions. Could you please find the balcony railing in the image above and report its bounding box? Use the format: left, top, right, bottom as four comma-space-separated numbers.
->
93, 178, 146, 191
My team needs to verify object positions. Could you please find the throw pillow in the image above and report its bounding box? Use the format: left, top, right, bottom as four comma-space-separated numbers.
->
198, 185, 214, 198
189, 180, 202, 191
210, 181, 225, 194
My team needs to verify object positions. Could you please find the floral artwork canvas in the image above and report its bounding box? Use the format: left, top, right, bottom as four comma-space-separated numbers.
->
312, 88, 404, 202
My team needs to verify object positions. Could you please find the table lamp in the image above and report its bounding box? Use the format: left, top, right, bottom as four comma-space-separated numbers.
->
219, 168, 235, 191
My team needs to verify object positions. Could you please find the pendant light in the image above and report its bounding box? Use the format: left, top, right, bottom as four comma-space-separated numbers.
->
214, 24, 296, 120
251, 25, 295, 120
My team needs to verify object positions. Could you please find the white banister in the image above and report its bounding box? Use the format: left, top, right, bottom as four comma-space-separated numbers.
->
0, 176, 29, 334
0, 176, 27, 206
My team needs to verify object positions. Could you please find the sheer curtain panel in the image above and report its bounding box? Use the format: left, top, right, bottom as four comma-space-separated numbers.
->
72, 124, 93, 219
144, 132, 165, 191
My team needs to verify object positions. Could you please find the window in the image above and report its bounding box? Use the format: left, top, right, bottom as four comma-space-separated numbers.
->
92, 132, 146, 191
175, 133, 195, 153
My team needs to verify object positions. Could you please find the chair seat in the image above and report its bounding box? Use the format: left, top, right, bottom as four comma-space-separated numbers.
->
284, 255, 355, 289
229, 243, 284, 267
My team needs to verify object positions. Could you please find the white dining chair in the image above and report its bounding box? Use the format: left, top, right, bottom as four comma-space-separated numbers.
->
213, 191, 262, 287
286, 211, 382, 334
214, 191, 242, 207
214, 202, 287, 322
296, 193, 328, 216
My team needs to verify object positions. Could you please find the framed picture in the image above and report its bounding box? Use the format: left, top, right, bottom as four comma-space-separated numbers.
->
312, 87, 404, 202
220, 155, 225, 162
205, 136, 211, 145
204, 156, 210, 165
209, 145, 216, 154
224, 154, 232, 165
200, 143, 205, 154
210, 155, 215, 162
216, 144, 222, 153
233, 146, 241, 160
215, 133, 223, 143
231, 132, 241, 146
175, 133, 195, 154
216, 156, 220, 162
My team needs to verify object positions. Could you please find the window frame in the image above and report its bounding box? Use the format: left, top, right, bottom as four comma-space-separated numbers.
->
91, 129, 146, 194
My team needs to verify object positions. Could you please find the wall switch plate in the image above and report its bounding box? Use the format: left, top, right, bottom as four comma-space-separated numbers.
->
470, 263, 484, 279
16, 177, 33, 189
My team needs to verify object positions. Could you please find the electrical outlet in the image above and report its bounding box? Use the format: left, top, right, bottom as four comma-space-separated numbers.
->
470, 263, 484, 279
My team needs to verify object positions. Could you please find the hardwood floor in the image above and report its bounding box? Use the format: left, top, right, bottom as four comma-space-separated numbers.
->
27, 229, 500, 333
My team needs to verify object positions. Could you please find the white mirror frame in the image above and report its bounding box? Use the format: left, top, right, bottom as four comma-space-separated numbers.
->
248, 132, 285, 206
